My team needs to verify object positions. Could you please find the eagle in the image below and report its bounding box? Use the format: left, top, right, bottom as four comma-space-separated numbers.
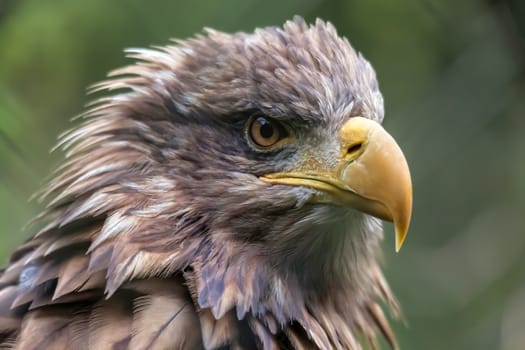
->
0, 17, 412, 350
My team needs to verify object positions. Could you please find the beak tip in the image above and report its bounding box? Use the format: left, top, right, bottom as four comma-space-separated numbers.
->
395, 242, 401, 253
395, 227, 408, 252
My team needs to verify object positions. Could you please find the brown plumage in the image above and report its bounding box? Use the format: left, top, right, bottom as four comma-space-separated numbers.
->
0, 17, 413, 349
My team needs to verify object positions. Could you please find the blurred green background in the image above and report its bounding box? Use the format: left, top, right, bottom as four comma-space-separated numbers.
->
1, 0, 524, 349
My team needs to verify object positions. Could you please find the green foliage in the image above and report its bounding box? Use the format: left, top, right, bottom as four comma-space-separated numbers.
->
1, 0, 524, 348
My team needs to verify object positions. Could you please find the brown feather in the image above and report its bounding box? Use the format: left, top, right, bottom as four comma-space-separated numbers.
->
130, 279, 203, 350
87, 296, 132, 349
15, 307, 77, 350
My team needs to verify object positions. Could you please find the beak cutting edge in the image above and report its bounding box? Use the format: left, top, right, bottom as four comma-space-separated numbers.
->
260, 117, 413, 252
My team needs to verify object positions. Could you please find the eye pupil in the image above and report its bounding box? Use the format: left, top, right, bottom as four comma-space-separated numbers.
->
259, 119, 274, 139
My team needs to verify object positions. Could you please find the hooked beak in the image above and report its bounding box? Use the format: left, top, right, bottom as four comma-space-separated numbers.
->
260, 117, 412, 252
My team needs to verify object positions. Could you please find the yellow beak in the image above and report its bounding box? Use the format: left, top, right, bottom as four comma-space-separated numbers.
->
260, 117, 412, 252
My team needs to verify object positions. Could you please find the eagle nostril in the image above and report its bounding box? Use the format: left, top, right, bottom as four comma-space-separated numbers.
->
347, 142, 363, 155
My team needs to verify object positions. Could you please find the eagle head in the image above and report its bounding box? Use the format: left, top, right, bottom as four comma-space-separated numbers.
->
1, 16, 412, 350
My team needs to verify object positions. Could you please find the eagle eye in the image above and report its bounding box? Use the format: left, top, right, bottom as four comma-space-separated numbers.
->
246, 115, 287, 149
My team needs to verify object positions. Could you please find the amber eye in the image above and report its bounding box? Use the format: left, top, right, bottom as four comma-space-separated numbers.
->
247, 116, 286, 148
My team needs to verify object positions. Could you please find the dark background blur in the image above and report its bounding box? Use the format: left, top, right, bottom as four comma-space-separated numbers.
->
1, 0, 524, 349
